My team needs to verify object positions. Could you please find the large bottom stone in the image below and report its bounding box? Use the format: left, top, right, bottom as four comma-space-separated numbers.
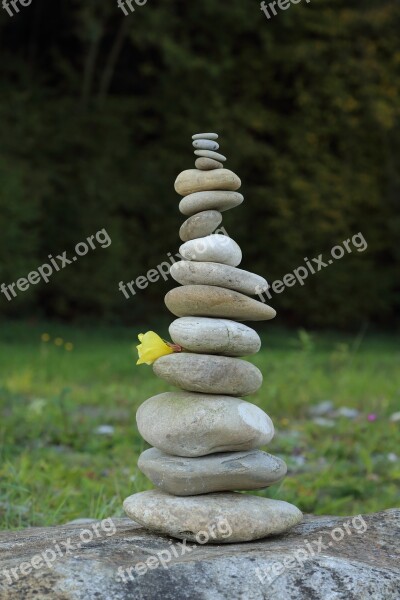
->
123, 490, 302, 543
138, 448, 287, 495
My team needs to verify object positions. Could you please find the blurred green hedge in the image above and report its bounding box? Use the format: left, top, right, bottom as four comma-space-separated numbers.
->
0, 0, 399, 328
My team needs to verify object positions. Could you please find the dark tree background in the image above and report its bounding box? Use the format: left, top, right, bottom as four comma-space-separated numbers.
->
0, 0, 399, 328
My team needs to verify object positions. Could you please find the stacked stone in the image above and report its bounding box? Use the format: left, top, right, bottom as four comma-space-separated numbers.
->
123, 133, 302, 543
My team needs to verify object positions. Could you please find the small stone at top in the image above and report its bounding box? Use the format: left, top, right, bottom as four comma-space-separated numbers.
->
192, 133, 218, 140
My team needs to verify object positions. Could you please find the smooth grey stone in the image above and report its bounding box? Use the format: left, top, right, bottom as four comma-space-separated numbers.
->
169, 317, 261, 356
192, 132, 218, 140
170, 261, 269, 295
179, 211, 222, 242
175, 168, 240, 196
165, 285, 276, 321
138, 448, 287, 495
153, 353, 262, 396
124, 491, 303, 543
192, 139, 220, 151
194, 149, 227, 162
136, 392, 274, 457
195, 157, 224, 170
180, 191, 243, 216
179, 234, 242, 267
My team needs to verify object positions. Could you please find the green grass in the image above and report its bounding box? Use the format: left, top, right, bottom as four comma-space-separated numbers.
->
0, 320, 399, 530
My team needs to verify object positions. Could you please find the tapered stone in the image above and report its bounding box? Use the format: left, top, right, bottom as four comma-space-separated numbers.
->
153, 353, 262, 396
175, 169, 240, 196
194, 149, 227, 162
180, 191, 243, 216
179, 234, 242, 267
170, 261, 269, 295
179, 211, 222, 242
192, 133, 219, 140
123, 491, 303, 543
136, 392, 274, 457
169, 317, 261, 356
138, 448, 287, 495
165, 285, 276, 321
195, 157, 223, 170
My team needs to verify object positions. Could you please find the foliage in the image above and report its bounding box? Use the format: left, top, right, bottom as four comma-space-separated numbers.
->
0, 0, 399, 327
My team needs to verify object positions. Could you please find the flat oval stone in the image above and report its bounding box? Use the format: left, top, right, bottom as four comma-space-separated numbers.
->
165, 285, 276, 321
192, 139, 219, 151
169, 317, 261, 356
153, 353, 262, 396
194, 149, 227, 162
195, 157, 223, 170
136, 392, 274, 457
192, 132, 219, 140
179, 211, 222, 242
170, 261, 269, 295
179, 234, 242, 267
123, 490, 303, 542
180, 191, 243, 216
175, 169, 240, 196
138, 449, 287, 496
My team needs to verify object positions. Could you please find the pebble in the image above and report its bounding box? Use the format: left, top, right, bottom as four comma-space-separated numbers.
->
179, 234, 242, 267
169, 317, 261, 356
192, 140, 219, 151
179, 211, 222, 242
170, 261, 269, 295
192, 133, 219, 140
389, 412, 400, 423
138, 448, 287, 496
136, 391, 274, 457
180, 191, 244, 216
165, 285, 276, 321
194, 149, 227, 162
195, 157, 223, 170
175, 169, 240, 196
153, 353, 262, 396
123, 490, 303, 543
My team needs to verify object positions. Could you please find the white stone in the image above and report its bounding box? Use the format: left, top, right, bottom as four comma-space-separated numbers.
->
180, 191, 244, 216
179, 234, 242, 267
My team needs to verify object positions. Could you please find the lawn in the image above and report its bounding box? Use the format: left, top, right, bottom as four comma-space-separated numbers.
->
0, 320, 399, 530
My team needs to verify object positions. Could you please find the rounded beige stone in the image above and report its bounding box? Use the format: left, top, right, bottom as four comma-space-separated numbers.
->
169, 317, 261, 356
170, 261, 269, 295
179, 191, 243, 216
195, 157, 223, 170
179, 211, 222, 242
179, 234, 242, 267
175, 169, 240, 196
165, 285, 276, 321
138, 448, 287, 495
136, 391, 274, 457
123, 490, 303, 543
153, 353, 262, 396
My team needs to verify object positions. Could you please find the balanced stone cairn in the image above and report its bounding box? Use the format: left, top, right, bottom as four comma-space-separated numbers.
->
123, 133, 302, 543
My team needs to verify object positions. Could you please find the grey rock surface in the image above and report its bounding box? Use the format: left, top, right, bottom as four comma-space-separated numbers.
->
175, 168, 240, 196
153, 353, 262, 396
179, 211, 222, 242
195, 157, 223, 170
169, 317, 261, 356
136, 392, 274, 457
179, 234, 242, 267
123, 491, 303, 543
138, 448, 287, 495
192, 139, 219, 151
165, 285, 276, 321
194, 149, 227, 162
179, 190, 244, 215
170, 260, 269, 295
0, 510, 399, 599
192, 132, 219, 140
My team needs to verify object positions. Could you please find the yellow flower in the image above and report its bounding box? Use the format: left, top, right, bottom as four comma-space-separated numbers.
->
65, 342, 74, 352
136, 331, 180, 365
54, 337, 64, 346
41, 333, 50, 342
